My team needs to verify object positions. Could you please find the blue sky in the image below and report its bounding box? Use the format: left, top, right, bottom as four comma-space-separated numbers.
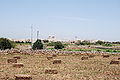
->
0, 0, 120, 41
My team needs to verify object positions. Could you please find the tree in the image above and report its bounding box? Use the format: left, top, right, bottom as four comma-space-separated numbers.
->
43, 40, 49, 43
54, 41, 64, 49
32, 39, 43, 50
103, 43, 112, 47
95, 40, 104, 45
75, 40, 82, 45
75, 40, 92, 45
0, 38, 14, 50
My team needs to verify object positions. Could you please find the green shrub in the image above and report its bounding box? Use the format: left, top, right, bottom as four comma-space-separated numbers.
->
95, 40, 104, 45
103, 43, 112, 47
113, 50, 117, 52
47, 42, 55, 46
43, 40, 49, 43
32, 39, 43, 50
54, 41, 64, 49
106, 49, 113, 52
63, 43, 69, 47
0, 38, 14, 50
75, 40, 92, 45
97, 49, 102, 52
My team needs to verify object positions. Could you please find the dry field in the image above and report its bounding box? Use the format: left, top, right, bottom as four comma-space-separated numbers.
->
0, 52, 120, 80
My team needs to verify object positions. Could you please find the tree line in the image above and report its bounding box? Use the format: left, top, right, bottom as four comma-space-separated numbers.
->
0, 38, 120, 50
0, 38, 64, 50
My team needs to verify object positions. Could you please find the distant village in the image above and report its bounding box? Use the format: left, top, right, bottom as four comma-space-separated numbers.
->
10, 35, 105, 43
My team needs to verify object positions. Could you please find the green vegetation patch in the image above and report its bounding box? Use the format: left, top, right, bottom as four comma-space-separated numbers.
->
62, 48, 120, 53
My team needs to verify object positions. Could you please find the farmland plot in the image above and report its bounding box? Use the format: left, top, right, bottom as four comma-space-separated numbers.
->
0, 52, 120, 80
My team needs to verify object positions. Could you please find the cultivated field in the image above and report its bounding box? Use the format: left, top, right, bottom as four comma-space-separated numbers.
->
0, 52, 120, 80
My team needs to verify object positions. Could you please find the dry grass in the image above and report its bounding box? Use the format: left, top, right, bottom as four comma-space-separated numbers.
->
0, 53, 120, 80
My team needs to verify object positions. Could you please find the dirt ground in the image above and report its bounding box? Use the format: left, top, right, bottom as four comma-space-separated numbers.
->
0, 53, 120, 80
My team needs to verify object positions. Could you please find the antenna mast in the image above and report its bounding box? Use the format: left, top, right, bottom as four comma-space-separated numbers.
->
31, 25, 33, 47
37, 31, 39, 40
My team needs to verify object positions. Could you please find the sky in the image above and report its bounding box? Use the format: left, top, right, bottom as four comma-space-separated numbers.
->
0, 0, 120, 41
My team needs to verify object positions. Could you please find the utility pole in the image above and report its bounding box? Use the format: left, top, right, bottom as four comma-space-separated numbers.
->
37, 31, 39, 40
31, 25, 33, 47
